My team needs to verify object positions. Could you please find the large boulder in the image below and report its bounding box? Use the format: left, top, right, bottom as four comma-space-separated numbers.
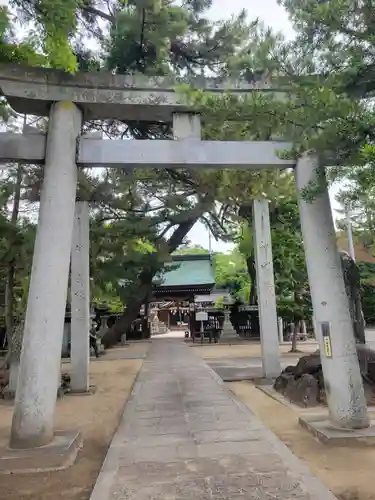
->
284, 373, 319, 407
294, 353, 321, 376
284, 365, 296, 374
274, 346, 375, 407
274, 352, 322, 407
274, 372, 294, 394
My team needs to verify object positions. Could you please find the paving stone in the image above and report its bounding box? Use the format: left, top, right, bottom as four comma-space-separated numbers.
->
184, 401, 233, 410
192, 429, 264, 444
188, 419, 252, 432
197, 441, 270, 458
114, 462, 201, 482
131, 403, 155, 411
124, 424, 190, 436
89, 339, 337, 500
129, 410, 164, 419
121, 434, 194, 447
159, 416, 187, 426
110, 477, 212, 500
117, 443, 198, 464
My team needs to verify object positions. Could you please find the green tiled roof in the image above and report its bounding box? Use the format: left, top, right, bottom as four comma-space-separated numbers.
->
153, 254, 215, 288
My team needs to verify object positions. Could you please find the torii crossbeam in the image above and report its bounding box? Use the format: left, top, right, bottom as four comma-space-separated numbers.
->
0, 132, 294, 169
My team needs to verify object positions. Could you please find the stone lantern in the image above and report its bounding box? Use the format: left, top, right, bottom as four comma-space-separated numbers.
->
220, 295, 238, 341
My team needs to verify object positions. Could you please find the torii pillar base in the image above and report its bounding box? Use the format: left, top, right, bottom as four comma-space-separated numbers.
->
299, 416, 375, 447
0, 430, 82, 474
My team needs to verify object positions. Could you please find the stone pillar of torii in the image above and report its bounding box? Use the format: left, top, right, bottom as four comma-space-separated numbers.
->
0, 65, 367, 455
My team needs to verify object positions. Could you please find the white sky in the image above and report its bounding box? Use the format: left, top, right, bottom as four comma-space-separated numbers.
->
188, 0, 341, 252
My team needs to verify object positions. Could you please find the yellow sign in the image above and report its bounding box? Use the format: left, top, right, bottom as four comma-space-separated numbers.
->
321, 322, 332, 358
323, 336, 332, 358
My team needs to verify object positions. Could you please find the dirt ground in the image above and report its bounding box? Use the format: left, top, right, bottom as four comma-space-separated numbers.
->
229, 381, 375, 500
0, 342, 149, 500
191, 341, 318, 359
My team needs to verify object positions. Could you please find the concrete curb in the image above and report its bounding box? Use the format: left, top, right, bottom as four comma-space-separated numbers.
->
88, 351, 149, 500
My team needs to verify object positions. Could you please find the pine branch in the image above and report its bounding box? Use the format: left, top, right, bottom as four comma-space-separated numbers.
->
81, 4, 113, 22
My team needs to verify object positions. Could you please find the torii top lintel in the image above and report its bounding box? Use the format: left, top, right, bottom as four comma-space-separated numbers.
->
0, 64, 282, 122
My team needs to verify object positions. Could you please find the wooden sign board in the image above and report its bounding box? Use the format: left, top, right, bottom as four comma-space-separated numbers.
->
238, 305, 258, 312
196, 311, 208, 321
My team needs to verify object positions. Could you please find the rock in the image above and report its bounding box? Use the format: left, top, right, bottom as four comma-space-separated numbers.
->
316, 368, 324, 389
363, 379, 375, 405
294, 354, 321, 376
0, 370, 9, 388
284, 365, 296, 374
285, 373, 319, 407
298, 374, 320, 407
274, 372, 294, 393
356, 344, 375, 375
57, 386, 65, 399
274, 345, 375, 407
61, 373, 71, 390
284, 377, 298, 402
367, 361, 375, 384
319, 391, 326, 403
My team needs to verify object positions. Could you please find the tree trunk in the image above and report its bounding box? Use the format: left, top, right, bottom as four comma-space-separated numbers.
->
103, 214, 203, 346
7, 319, 24, 393
340, 251, 366, 344
2, 163, 23, 369
4, 267, 15, 350
142, 295, 150, 339
290, 320, 300, 353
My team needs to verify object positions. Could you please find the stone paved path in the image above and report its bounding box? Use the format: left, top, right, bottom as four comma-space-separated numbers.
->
90, 339, 337, 500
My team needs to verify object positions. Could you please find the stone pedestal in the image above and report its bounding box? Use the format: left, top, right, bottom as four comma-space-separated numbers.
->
299, 415, 375, 446
10, 102, 82, 449
0, 430, 82, 473
295, 154, 368, 429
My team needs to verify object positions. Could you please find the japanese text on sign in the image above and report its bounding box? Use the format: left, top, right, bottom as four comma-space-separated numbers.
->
321, 322, 332, 358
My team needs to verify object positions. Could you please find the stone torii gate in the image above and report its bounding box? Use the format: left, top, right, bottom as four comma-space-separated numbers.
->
0, 65, 368, 467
